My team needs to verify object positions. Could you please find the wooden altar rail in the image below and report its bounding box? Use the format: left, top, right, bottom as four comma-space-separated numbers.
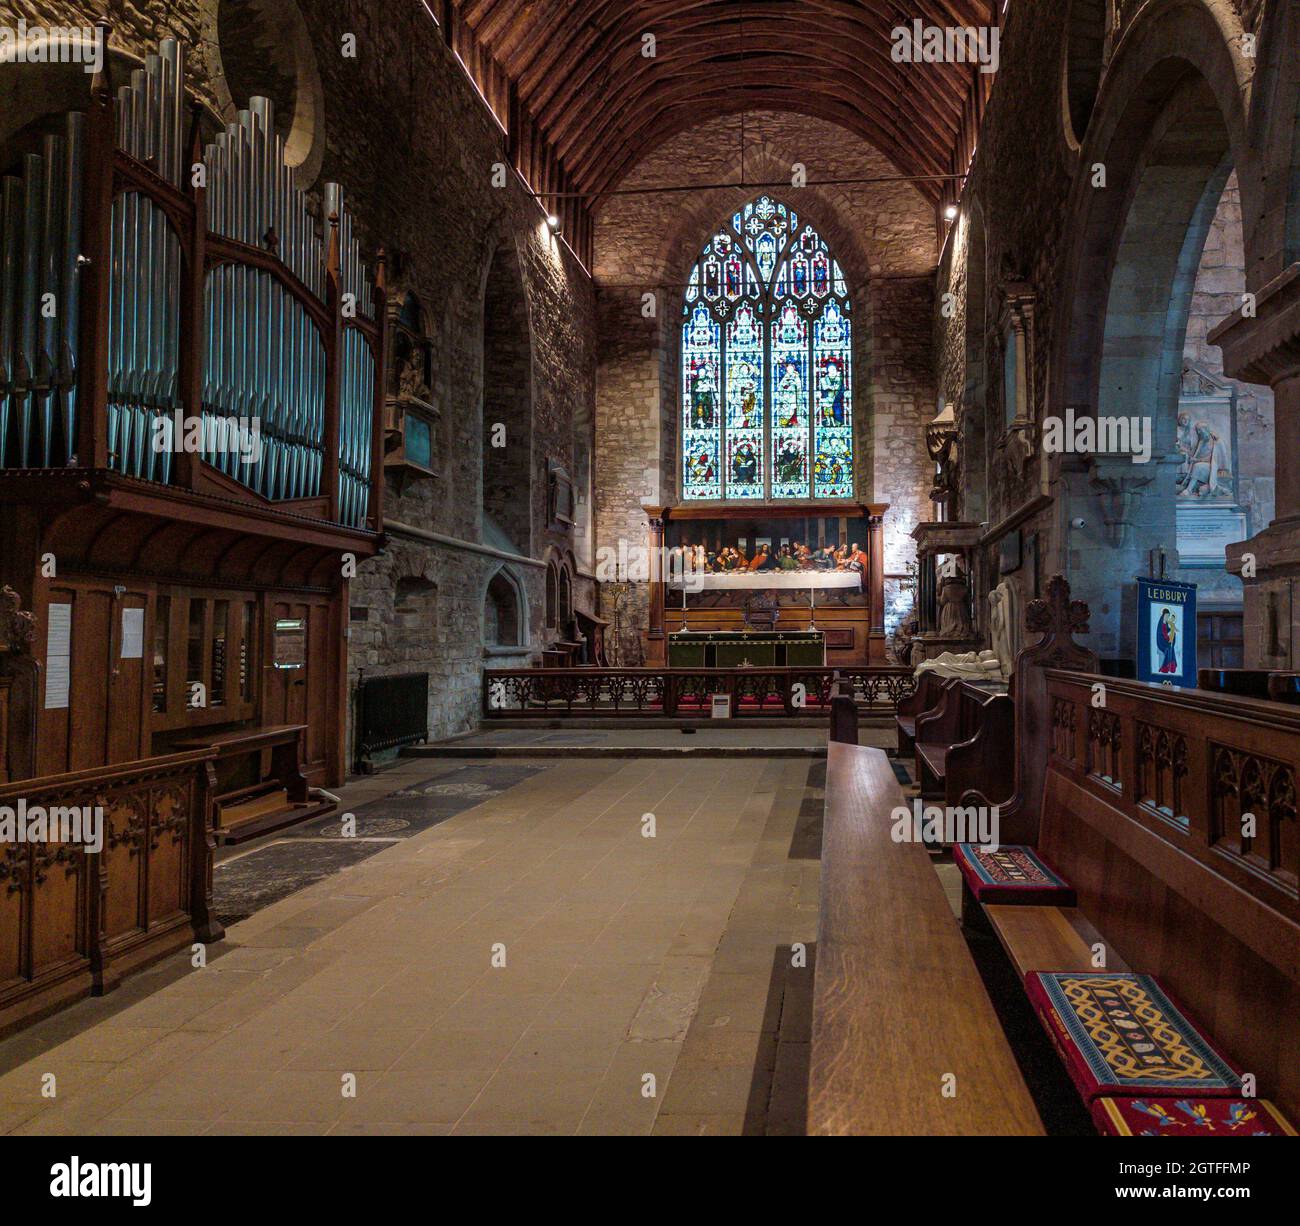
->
1042, 671, 1300, 1116
483, 666, 915, 718
0, 749, 223, 1036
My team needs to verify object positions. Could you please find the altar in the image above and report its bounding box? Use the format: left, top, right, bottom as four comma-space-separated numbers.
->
644, 501, 889, 665
668, 630, 825, 668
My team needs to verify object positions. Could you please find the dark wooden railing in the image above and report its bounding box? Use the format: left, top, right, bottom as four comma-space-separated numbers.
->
483, 666, 914, 718
0, 749, 222, 1035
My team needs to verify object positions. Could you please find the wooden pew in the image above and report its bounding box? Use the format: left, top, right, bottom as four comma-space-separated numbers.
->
894, 669, 945, 756
1197, 667, 1271, 699
964, 663, 1300, 1126
961, 575, 1096, 847
913, 679, 1013, 808
174, 724, 333, 844
1197, 666, 1300, 705
1028, 671, 1300, 1122
913, 677, 963, 796
946, 685, 1014, 808
809, 742, 1044, 1135
829, 694, 859, 745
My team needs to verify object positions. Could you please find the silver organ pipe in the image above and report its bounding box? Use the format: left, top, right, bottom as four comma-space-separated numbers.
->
107, 46, 184, 480
204, 96, 329, 501
324, 182, 377, 529
1, 34, 381, 529
0, 110, 84, 469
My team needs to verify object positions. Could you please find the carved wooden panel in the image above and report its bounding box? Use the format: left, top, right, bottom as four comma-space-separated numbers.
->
1211, 743, 1298, 891
1051, 696, 1078, 762
0, 749, 216, 1035
1086, 708, 1122, 788
1136, 723, 1188, 828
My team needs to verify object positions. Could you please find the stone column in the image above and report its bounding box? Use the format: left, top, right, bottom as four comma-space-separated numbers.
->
868, 512, 886, 638
646, 509, 666, 665
1208, 265, 1300, 667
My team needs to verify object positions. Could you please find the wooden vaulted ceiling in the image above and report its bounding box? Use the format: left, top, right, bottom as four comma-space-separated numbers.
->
456, 0, 995, 207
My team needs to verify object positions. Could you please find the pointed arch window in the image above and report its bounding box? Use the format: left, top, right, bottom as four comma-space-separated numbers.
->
681, 195, 853, 502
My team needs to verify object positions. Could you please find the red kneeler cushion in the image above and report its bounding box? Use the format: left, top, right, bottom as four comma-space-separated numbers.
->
953, 843, 1076, 906
1025, 973, 1243, 1102
1092, 1096, 1296, 1136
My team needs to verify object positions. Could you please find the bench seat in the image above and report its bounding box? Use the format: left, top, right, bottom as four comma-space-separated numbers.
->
1025, 972, 1244, 1103
983, 904, 1123, 977
954, 843, 1075, 906
916, 743, 946, 779
1091, 1095, 1297, 1136
809, 743, 1044, 1135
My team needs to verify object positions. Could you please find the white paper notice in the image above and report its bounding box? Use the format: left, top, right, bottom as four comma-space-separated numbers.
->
120, 607, 144, 659
45, 603, 72, 709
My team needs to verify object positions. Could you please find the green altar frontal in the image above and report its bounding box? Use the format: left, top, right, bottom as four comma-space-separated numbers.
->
667, 631, 826, 668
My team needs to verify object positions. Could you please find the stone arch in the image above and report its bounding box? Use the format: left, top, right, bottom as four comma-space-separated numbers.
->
480, 233, 535, 556
558, 560, 573, 628
1062, 0, 1110, 147
200, 0, 326, 186
1051, 0, 1253, 421
545, 557, 558, 629
1245, 0, 1300, 277
483, 566, 529, 650
386, 549, 438, 665
1049, 1, 1259, 660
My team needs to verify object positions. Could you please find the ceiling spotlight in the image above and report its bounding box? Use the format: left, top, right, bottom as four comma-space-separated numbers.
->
546, 213, 561, 231
944, 204, 958, 221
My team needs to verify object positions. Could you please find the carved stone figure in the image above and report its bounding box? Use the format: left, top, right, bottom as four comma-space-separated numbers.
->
988, 581, 1022, 678
915, 650, 1004, 680
936, 570, 972, 638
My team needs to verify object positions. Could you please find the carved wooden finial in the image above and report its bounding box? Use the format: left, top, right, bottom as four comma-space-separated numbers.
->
1025, 575, 1091, 639
90, 21, 114, 98
0, 586, 36, 656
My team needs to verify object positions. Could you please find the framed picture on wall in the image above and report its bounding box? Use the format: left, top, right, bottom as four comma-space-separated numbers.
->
998, 530, 1022, 575
548, 460, 575, 526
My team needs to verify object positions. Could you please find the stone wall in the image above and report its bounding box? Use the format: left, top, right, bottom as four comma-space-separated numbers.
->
287, 0, 595, 746
592, 110, 939, 646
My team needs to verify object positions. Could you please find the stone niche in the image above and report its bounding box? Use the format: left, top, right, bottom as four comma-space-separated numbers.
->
908, 520, 982, 664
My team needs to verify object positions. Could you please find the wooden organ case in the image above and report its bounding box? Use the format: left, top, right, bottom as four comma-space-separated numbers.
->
0, 34, 388, 842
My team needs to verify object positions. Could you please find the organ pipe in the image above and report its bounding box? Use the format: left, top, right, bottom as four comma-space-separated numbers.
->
0, 33, 384, 532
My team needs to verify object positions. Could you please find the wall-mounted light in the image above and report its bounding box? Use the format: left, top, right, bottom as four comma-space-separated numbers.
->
944, 204, 958, 221
546, 213, 561, 232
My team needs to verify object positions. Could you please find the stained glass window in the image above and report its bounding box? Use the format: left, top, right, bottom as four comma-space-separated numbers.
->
681, 195, 853, 501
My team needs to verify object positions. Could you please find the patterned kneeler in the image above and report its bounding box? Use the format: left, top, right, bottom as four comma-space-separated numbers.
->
953, 843, 1076, 905
1092, 1096, 1296, 1136
1025, 973, 1243, 1102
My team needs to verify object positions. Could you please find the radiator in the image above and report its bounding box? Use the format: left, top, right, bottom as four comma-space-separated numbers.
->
356, 672, 429, 766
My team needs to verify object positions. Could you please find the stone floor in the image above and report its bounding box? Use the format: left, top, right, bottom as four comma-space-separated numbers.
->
0, 753, 822, 1136
408, 724, 896, 757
